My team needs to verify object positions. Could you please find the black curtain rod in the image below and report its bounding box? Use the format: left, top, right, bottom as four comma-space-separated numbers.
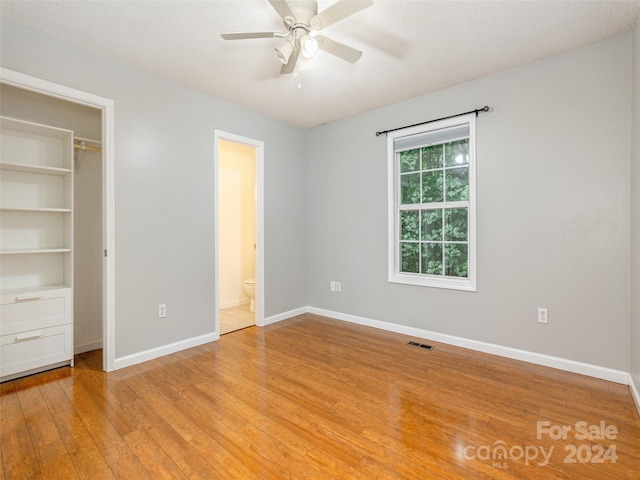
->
375, 106, 491, 137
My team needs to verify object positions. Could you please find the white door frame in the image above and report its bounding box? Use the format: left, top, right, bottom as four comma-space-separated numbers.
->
214, 130, 265, 332
0, 68, 116, 372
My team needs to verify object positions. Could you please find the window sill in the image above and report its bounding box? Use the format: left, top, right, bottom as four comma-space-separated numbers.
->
388, 273, 476, 292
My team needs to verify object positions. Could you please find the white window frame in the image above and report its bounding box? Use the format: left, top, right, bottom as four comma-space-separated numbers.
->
387, 113, 476, 291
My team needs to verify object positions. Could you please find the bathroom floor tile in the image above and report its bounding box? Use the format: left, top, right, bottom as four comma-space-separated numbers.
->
235, 312, 256, 323
220, 304, 255, 334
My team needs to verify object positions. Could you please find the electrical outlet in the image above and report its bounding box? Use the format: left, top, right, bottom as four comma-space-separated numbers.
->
330, 281, 336, 292
538, 307, 547, 324
335, 282, 341, 292
159, 304, 167, 318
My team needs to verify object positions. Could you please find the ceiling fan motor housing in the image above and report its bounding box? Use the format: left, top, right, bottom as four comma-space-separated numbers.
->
285, 0, 318, 27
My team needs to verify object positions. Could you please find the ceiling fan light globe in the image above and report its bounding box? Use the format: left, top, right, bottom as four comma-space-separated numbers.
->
275, 40, 294, 64
301, 35, 319, 59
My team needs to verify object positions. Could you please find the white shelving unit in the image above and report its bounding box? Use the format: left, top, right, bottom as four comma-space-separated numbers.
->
0, 116, 74, 380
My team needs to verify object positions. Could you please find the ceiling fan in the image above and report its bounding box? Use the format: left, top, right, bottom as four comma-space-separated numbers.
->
221, 0, 373, 74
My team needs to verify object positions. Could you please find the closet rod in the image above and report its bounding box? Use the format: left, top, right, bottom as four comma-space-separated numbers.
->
73, 141, 102, 153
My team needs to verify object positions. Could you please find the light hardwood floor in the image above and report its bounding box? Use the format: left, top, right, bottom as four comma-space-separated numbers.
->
220, 304, 255, 335
2, 313, 639, 479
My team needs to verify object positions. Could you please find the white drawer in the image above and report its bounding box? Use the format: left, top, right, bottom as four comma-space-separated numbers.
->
0, 288, 71, 335
0, 324, 73, 379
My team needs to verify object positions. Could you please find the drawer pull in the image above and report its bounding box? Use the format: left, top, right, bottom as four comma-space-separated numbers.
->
15, 295, 43, 302
15, 331, 43, 341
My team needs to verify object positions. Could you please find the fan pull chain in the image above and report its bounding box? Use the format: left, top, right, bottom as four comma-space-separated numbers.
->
294, 59, 302, 90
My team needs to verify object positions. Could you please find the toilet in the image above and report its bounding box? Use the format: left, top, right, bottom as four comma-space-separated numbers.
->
243, 278, 255, 313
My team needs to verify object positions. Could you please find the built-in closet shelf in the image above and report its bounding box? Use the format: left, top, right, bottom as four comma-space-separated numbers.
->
0, 207, 72, 213
0, 162, 72, 176
0, 284, 70, 298
1, 115, 74, 381
0, 248, 72, 255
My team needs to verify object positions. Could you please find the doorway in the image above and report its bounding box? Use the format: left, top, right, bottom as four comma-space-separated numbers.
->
214, 131, 264, 335
1, 68, 115, 371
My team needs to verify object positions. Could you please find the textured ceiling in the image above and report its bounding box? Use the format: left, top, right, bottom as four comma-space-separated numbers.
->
1, 0, 639, 128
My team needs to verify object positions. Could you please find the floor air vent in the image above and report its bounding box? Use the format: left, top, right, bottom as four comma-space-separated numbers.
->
407, 341, 434, 350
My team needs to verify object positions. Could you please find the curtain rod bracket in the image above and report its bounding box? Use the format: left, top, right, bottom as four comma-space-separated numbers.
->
375, 105, 491, 137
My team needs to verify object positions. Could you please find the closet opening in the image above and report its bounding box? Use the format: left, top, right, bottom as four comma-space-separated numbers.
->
0, 69, 115, 375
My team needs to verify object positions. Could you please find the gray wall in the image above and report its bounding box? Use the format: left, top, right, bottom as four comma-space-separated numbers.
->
0, 17, 308, 358
631, 20, 640, 389
306, 34, 632, 371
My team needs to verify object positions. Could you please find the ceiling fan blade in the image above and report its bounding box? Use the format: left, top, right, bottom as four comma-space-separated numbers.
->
268, 0, 295, 22
310, 0, 373, 30
316, 35, 362, 63
221, 32, 278, 40
280, 48, 300, 74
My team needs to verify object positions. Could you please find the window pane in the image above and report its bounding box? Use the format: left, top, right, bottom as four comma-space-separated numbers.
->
401, 211, 419, 240
421, 145, 443, 170
445, 243, 468, 278
422, 171, 443, 203
401, 242, 420, 273
445, 166, 469, 201
445, 139, 469, 167
421, 209, 442, 241
401, 173, 421, 204
444, 208, 468, 241
421, 243, 443, 275
400, 149, 419, 173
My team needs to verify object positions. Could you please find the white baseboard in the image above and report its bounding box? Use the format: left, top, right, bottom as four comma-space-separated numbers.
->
74, 340, 103, 355
220, 298, 250, 310
113, 332, 217, 371
629, 374, 640, 417
112, 307, 303, 371
263, 306, 308, 326
307, 306, 630, 385
108, 305, 634, 396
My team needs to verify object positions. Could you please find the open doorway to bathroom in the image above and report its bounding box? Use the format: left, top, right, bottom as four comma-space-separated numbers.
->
215, 132, 264, 335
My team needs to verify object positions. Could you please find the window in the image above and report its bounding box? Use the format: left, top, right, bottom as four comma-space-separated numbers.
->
387, 114, 476, 291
